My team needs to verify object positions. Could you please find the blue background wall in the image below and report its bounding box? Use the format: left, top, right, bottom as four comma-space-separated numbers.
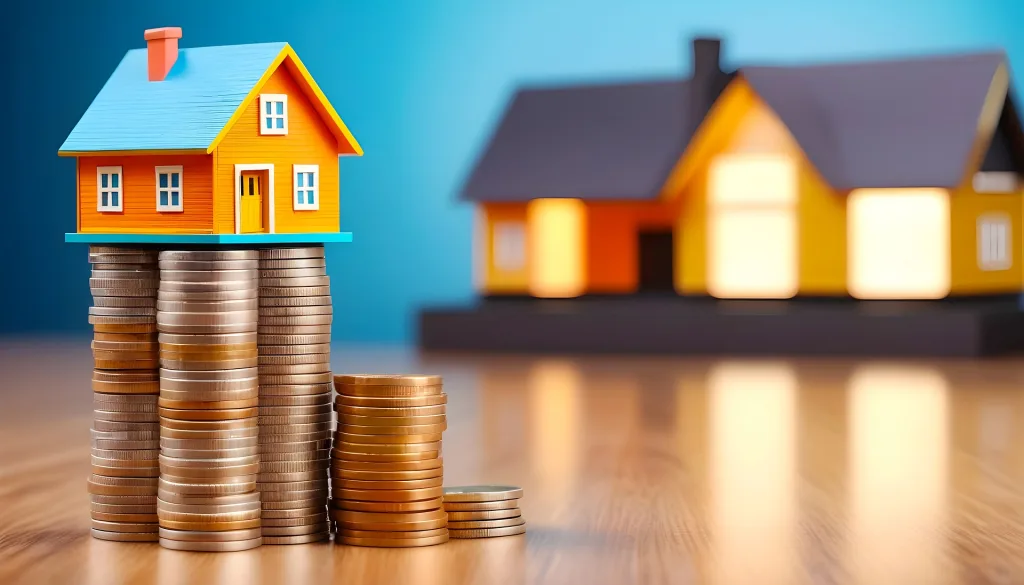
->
2, 0, 1022, 343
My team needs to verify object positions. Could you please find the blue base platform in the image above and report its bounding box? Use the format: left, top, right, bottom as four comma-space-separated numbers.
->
65, 232, 353, 245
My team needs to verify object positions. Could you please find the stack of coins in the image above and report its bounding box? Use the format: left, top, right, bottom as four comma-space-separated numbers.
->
330, 375, 449, 548
155, 249, 263, 552
87, 245, 161, 542
442, 486, 526, 538
257, 246, 333, 545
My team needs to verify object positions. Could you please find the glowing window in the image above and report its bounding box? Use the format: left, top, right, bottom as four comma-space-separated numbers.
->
977, 214, 1011, 271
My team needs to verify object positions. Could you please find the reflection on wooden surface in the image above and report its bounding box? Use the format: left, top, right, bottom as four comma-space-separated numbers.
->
3, 340, 1024, 584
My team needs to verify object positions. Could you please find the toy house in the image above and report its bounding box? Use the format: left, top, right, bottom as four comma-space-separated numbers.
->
61, 28, 362, 244
461, 39, 1024, 300
420, 38, 1024, 356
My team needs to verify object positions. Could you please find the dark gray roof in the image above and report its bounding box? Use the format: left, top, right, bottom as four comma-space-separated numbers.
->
463, 50, 1017, 202
742, 51, 1008, 190
461, 80, 695, 202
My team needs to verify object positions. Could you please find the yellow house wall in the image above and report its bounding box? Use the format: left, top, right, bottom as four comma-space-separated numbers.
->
948, 184, 1023, 295
671, 81, 845, 295
480, 203, 530, 295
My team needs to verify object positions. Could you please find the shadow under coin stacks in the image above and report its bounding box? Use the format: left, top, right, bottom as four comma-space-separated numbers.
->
256, 246, 333, 545
88, 246, 161, 542
442, 486, 526, 538
155, 250, 263, 552
331, 375, 449, 547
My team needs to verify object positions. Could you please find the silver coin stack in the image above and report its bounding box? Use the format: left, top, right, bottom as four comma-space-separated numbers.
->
155, 249, 264, 552
88, 245, 161, 543
256, 246, 333, 545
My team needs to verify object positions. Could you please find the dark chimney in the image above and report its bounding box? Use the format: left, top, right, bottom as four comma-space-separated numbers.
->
688, 37, 726, 136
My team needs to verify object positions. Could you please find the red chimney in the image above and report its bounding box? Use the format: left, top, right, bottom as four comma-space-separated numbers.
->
144, 27, 182, 82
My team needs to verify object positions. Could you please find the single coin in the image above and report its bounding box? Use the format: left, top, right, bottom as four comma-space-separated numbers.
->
92, 393, 158, 404
92, 439, 159, 450
259, 460, 330, 474
262, 532, 330, 545
91, 429, 159, 440
257, 314, 332, 327
258, 266, 328, 278
260, 383, 332, 397
158, 398, 259, 410
332, 466, 443, 481
331, 487, 443, 503
258, 363, 331, 376
91, 529, 159, 542
258, 276, 329, 288
161, 367, 258, 381
91, 340, 159, 352
158, 310, 258, 326
159, 269, 258, 282
260, 373, 332, 385
160, 427, 259, 441
257, 334, 331, 346
158, 332, 257, 345
335, 442, 440, 456
260, 522, 330, 537
336, 394, 448, 408
257, 325, 332, 335
442, 485, 524, 503
156, 490, 261, 506
258, 247, 325, 260
448, 524, 526, 539
336, 384, 443, 399
261, 497, 327, 511
257, 284, 331, 298
157, 477, 256, 497
260, 513, 329, 527
259, 393, 332, 407
91, 520, 158, 533
160, 358, 260, 371
92, 381, 161, 395
89, 306, 157, 317
258, 304, 332, 316
258, 257, 326, 268
156, 508, 261, 523
91, 448, 159, 461
447, 516, 524, 530
332, 497, 444, 513
158, 527, 262, 542
259, 404, 332, 416
87, 475, 158, 488
445, 508, 522, 521
158, 407, 258, 421
90, 503, 156, 514
258, 296, 333, 308
93, 369, 159, 382
160, 437, 258, 451
331, 508, 445, 524
257, 471, 329, 483
159, 250, 258, 262
340, 423, 446, 436
258, 449, 330, 462
158, 340, 257, 352
339, 414, 446, 427
87, 482, 158, 497
334, 477, 444, 491
159, 453, 259, 468
336, 435, 442, 448
258, 439, 332, 453
92, 409, 159, 422
158, 518, 261, 531
157, 289, 257, 302
91, 494, 158, 505
92, 420, 160, 433
332, 516, 448, 532
160, 347, 258, 360
258, 354, 331, 367
159, 379, 259, 394
259, 413, 332, 425
159, 537, 262, 552
260, 486, 328, 501
91, 512, 159, 523
262, 421, 333, 434
332, 457, 443, 471
442, 499, 520, 512
92, 297, 158, 309
160, 446, 260, 459
335, 533, 448, 548
336, 374, 442, 387
158, 259, 260, 271
90, 464, 160, 479
158, 279, 257, 293
93, 359, 160, 370
336, 527, 448, 539
336, 404, 447, 418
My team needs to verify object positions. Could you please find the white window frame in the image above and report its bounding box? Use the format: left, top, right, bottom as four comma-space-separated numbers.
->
96, 166, 123, 212
293, 165, 319, 211
493, 221, 526, 271
978, 213, 1012, 271
155, 165, 184, 212
259, 94, 288, 135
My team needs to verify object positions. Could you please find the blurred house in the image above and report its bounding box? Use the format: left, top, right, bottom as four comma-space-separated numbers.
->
462, 38, 1024, 300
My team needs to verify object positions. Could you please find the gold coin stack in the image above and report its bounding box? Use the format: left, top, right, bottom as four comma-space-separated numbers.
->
330, 375, 449, 548
87, 245, 161, 542
155, 249, 263, 552
257, 246, 333, 545
442, 486, 526, 538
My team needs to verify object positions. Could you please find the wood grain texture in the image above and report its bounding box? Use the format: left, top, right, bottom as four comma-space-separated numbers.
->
3, 340, 1024, 585
213, 63, 340, 235
78, 155, 214, 233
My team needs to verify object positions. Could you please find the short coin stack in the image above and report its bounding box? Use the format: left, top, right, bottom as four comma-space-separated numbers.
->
442, 486, 526, 538
155, 249, 263, 552
330, 375, 449, 547
257, 246, 333, 544
88, 246, 161, 542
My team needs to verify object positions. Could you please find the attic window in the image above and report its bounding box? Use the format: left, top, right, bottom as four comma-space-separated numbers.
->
97, 166, 123, 212
973, 172, 1018, 193
259, 94, 288, 135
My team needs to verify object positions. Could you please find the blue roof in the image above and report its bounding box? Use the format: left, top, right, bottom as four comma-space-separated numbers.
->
59, 42, 287, 153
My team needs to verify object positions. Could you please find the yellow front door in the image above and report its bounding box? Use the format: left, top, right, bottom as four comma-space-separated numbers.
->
240, 171, 264, 233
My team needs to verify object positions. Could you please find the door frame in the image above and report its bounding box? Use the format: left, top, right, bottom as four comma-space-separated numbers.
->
234, 163, 275, 234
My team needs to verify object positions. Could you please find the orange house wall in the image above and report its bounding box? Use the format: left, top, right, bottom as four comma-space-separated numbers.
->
585, 200, 679, 293
78, 155, 214, 233
213, 61, 341, 234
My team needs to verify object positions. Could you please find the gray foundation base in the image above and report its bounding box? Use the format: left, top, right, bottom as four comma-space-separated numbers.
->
418, 297, 1024, 357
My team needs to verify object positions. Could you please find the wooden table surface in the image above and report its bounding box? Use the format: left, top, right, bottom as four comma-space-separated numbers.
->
2, 339, 1024, 585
